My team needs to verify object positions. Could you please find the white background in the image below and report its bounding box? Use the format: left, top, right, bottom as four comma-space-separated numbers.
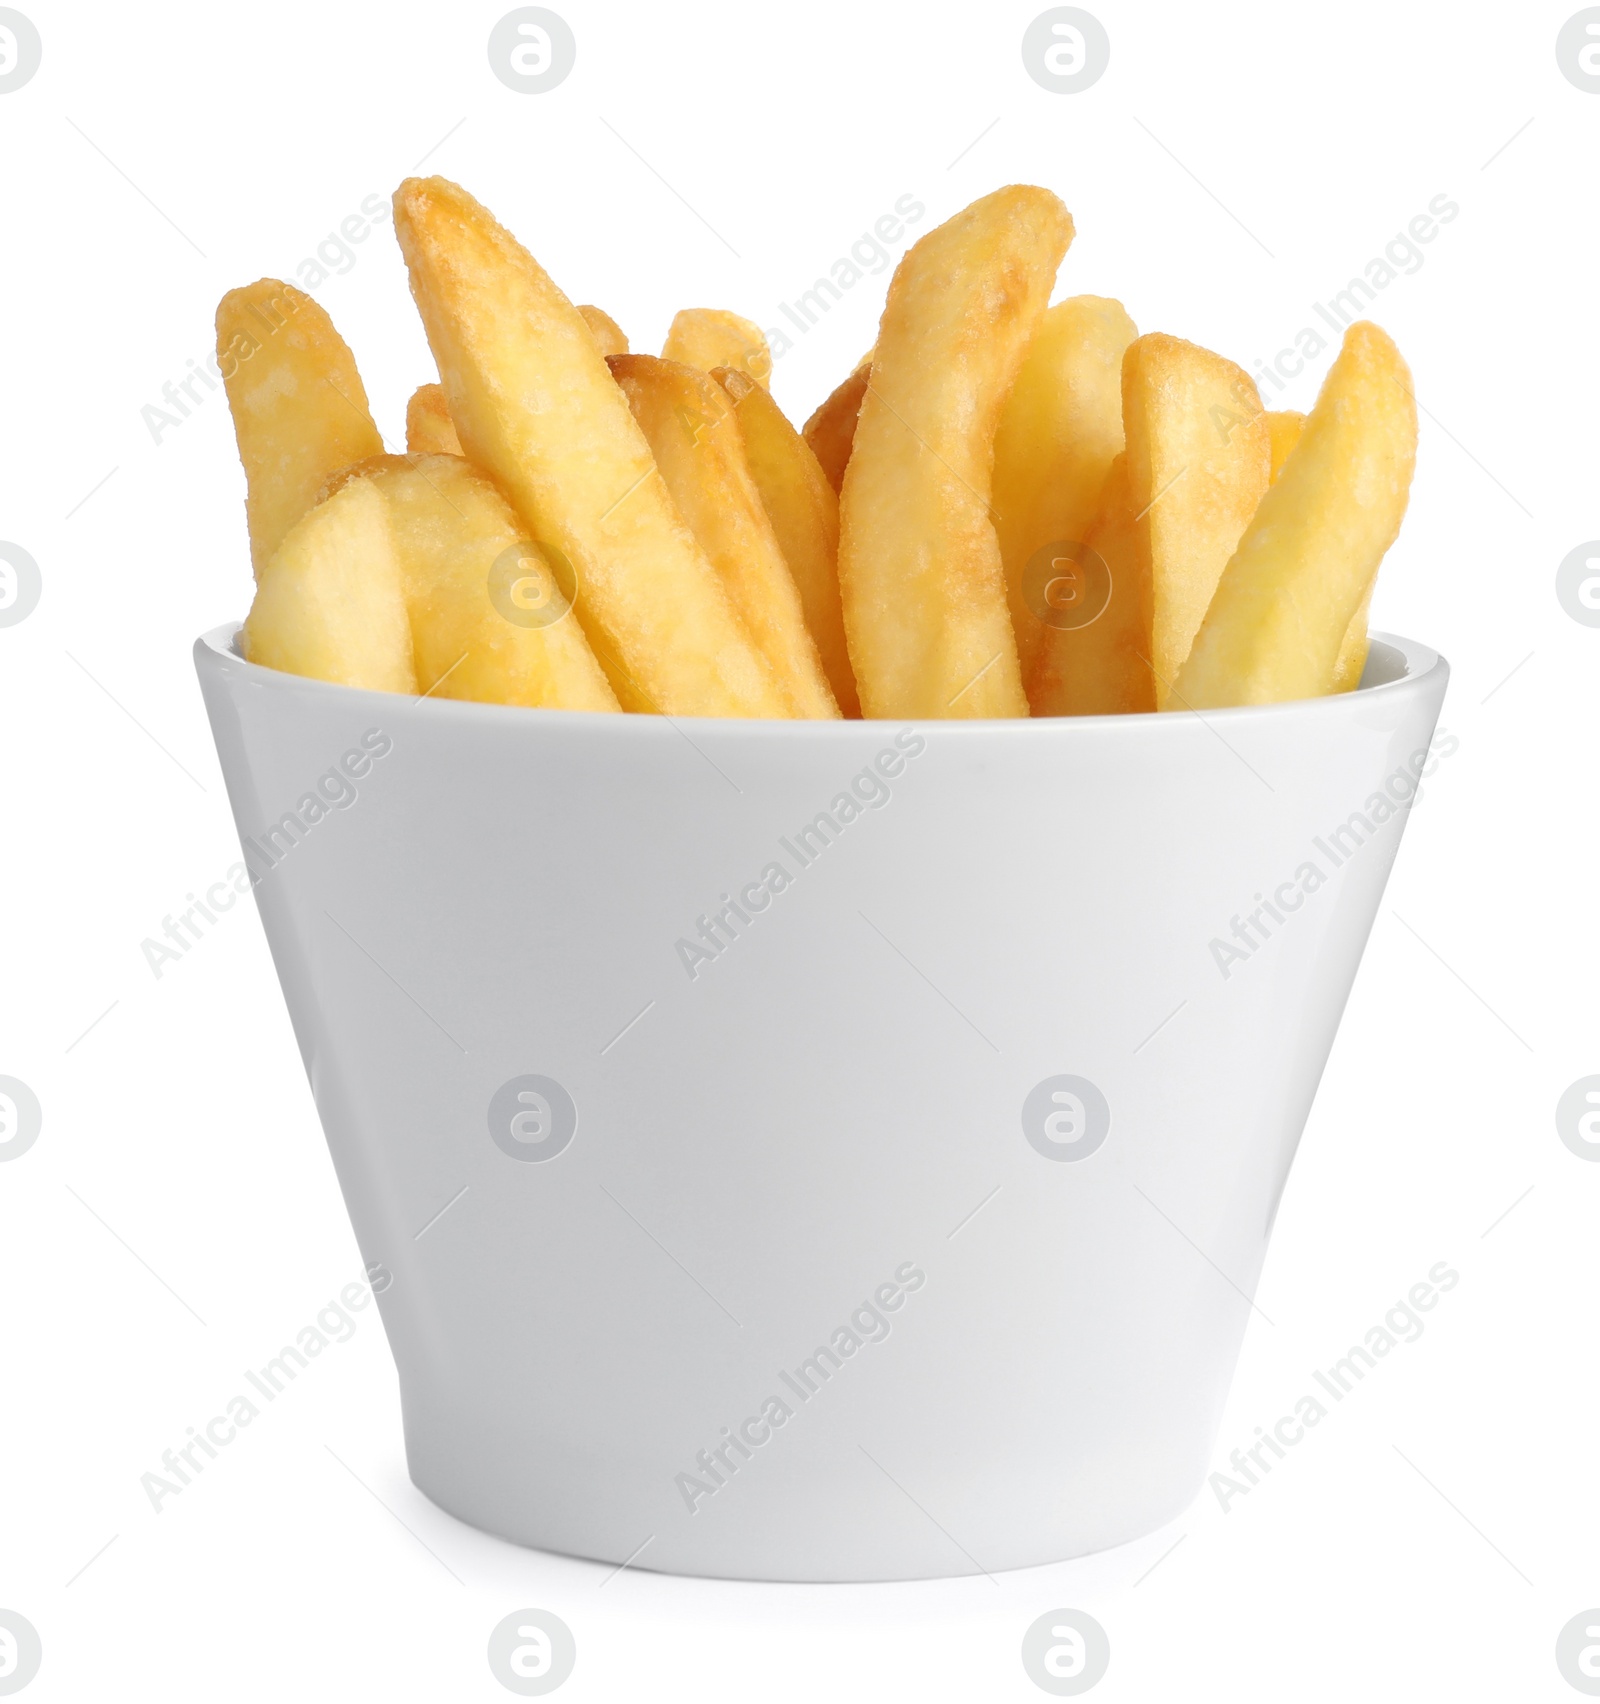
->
1, 0, 1595, 1698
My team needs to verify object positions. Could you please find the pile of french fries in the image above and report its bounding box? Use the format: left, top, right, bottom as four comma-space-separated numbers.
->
223, 179, 1417, 719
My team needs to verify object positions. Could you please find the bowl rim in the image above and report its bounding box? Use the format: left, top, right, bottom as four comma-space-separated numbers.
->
195, 622, 1447, 739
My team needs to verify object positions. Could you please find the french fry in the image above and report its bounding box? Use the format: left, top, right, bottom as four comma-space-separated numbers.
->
225, 175, 1420, 723
217, 279, 384, 575
1027, 455, 1155, 716
1122, 334, 1271, 707
324, 455, 619, 711
243, 479, 414, 692
405, 382, 463, 455
802, 361, 870, 493
579, 304, 629, 356
838, 186, 1072, 718
662, 308, 770, 388
994, 295, 1138, 680
1173, 322, 1417, 708
609, 356, 837, 718
713, 366, 860, 717
392, 176, 789, 718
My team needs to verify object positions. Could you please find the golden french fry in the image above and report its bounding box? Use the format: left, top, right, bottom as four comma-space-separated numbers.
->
392, 176, 788, 718
1027, 455, 1155, 716
405, 382, 463, 455
324, 454, 619, 711
610, 356, 837, 718
802, 362, 870, 493
243, 478, 414, 692
217, 279, 384, 575
662, 308, 770, 388
1266, 408, 1305, 479
839, 186, 1072, 718
1173, 322, 1417, 708
579, 304, 629, 356
714, 366, 860, 717
994, 295, 1138, 678
1122, 334, 1271, 707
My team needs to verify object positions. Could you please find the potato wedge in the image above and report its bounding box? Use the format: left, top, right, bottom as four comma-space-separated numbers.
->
217, 279, 384, 575
994, 295, 1137, 679
392, 176, 788, 717
579, 304, 629, 356
324, 455, 619, 711
243, 478, 414, 692
714, 367, 860, 717
405, 382, 463, 455
1173, 322, 1417, 708
1027, 455, 1155, 716
610, 356, 837, 718
802, 362, 870, 493
838, 186, 1072, 718
1266, 408, 1305, 479
662, 308, 770, 388
1122, 334, 1271, 707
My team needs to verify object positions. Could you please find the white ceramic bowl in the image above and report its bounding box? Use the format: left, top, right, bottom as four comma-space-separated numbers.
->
196, 624, 1447, 1582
